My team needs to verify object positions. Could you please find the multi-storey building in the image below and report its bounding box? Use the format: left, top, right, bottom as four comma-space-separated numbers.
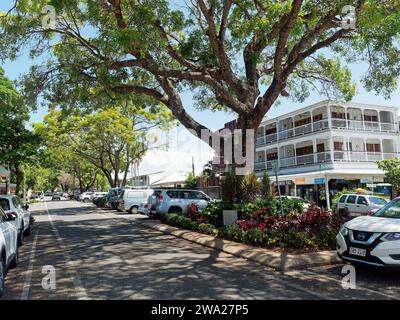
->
254, 100, 400, 208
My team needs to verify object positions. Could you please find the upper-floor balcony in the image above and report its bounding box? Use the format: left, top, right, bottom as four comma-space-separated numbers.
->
256, 104, 398, 147
255, 136, 399, 173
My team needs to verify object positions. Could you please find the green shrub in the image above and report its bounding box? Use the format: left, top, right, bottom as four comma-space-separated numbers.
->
220, 224, 244, 242
198, 223, 219, 236
202, 201, 234, 227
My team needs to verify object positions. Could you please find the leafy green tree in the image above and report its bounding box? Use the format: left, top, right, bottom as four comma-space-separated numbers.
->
1, 0, 399, 165
35, 107, 149, 188
261, 172, 273, 198
0, 66, 40, 195
377, 158, 400, 196
184, 172, 198, 189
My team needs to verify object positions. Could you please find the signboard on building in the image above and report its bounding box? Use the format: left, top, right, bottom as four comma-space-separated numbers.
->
314, 178, 326, 185
360, 177, 374, 184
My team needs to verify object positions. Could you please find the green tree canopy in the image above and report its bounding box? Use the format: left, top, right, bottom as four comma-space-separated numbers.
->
377, 158, 400, 196
1, 0, 399, 148
35, 107, 153, 187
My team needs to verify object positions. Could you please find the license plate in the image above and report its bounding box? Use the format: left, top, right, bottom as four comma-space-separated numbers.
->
349, 247, 367, 257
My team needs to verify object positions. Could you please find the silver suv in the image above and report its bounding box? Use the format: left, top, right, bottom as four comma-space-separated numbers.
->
336, 194, 388, 216
148, 189, 212, 216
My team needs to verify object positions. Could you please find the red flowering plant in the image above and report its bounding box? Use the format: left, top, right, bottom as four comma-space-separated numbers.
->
298, 207, 331, 235
186, 203, 199, 221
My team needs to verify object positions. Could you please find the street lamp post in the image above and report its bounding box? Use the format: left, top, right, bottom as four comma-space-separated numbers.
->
272, 161, 284, 216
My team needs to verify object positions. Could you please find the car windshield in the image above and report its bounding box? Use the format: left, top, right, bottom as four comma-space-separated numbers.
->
0, 198, 10, 211
369, 197, 387, 205
373, 199, 400, 219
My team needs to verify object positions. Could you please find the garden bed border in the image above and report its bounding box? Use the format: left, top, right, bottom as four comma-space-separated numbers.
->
135, 219, 342, 272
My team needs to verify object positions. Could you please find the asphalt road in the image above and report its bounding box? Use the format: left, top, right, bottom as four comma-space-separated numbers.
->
2, 200, 400, 300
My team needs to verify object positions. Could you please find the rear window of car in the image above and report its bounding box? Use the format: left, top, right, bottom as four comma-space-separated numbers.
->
369, 197, 387, 205
166, 190, 180, 198
346, 195, 357, 204
338, 195, 347, 203
127, 191, 144, 198
0, 198, 10, 211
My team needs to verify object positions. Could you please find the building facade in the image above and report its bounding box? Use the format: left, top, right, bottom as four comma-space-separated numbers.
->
254, 101, 400, 208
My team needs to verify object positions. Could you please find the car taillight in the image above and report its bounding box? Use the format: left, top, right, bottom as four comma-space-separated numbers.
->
158, 195, 164, 202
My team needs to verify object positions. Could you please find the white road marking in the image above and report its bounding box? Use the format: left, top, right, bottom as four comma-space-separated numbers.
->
20, 230, 39, 300
44, 201, 89, 300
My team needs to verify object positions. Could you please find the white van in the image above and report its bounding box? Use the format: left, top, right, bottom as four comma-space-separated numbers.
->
117, 189, 154, 214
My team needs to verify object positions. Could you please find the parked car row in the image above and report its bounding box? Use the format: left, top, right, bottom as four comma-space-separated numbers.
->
92, 187, 213, 217
0, 195, 32, 297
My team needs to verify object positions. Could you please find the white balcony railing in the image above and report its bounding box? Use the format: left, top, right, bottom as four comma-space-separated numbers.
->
296, 154, 314, 165
255, 117, 398, 146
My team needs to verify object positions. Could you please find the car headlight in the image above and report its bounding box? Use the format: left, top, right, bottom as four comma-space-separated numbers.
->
340, 225, 348, 236
381, 233, 400, 242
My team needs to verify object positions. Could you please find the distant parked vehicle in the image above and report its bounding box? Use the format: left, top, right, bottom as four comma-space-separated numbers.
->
336, 194, 388, 217
0, 195, 31, 246
148, 188, 212, 216
0, 206, 19, 297
118, 189, 154, 214
79, 192, 94, 203
52, 193, 62, 201
44, 191, 53, 198
92, 192, 107, 203
107, 188, 123, 210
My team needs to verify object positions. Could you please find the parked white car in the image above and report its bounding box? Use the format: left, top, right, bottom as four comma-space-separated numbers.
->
337, 197, 400, 268
0, 206, 18, 297
0, 195, 31, 246
336, 194, 388, 216
79, 192, 95, 203
118, 189, 154, 214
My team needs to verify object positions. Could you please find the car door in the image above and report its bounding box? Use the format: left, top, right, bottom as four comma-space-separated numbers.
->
345, 195, 358, 215
189, 191, 209, 211
13, 197, 29, 229
0, 208, 13, 263
355, 196, 369, 215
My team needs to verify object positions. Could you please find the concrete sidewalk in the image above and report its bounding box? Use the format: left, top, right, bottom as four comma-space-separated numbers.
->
134, 219, 341, 271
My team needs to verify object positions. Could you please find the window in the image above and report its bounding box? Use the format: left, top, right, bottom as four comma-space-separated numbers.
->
369, 197, 387, 206
334, 142, 344, 151
127, 191, 144, 199
366, 144, 381, 153
338, 195, 347, 203
0, 207, 6, 222
189, 191, 207, 200
0, 199, 10, 211
364, 115, 378, 122
332, 111, 345, 119
357, 196, 368, 205
374, 199, 400, 218
266, 128, 277, 135
267, 153, 278, 161
313, 114, 323, 122
296, 146, 313, 156
317, 144, 325, 153
346, 195, 357, 204
167, 191, 179, 198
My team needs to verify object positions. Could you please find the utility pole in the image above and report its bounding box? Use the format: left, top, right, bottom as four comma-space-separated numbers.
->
192, 157, 195, 176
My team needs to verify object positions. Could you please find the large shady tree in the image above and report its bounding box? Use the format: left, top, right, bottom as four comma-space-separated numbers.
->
1, 0, 400, 167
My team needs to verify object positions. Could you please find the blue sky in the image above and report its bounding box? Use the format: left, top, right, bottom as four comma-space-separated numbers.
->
1, 1, 399, 175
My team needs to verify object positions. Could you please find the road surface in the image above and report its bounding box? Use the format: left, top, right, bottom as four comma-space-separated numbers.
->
2, 200, 400, 300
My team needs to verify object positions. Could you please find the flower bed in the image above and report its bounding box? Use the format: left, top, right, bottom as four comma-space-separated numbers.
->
159, 199, 351, 251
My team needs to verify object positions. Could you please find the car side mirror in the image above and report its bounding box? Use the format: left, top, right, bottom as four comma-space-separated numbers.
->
25, 204, 30, 210
6, 213, 16, 221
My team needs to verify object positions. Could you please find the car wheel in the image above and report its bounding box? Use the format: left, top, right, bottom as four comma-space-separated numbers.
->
168, 207, 183, 213
24, 223, 31, 237
9, 249, 19, 269
129, 206, 139, 214
0, 258, 4, 298
17, 225, 24, 247
84, 198, 89, 203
